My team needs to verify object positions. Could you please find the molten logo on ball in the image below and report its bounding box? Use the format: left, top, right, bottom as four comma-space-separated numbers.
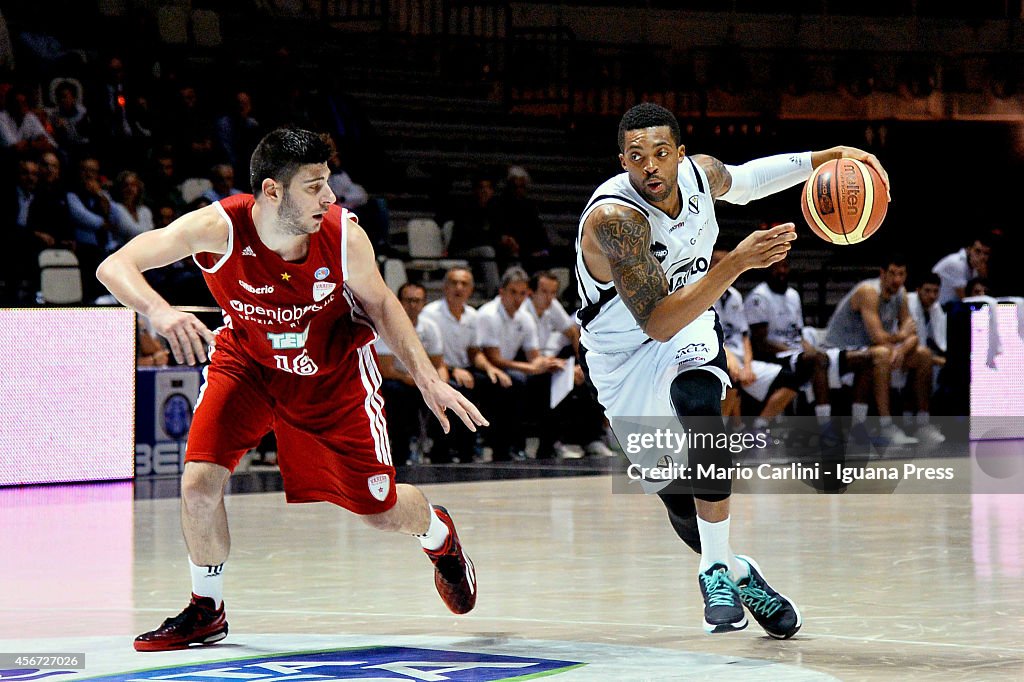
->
801, 158, 887, 246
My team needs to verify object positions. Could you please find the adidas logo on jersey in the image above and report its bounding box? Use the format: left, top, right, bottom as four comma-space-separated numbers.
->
242, 245, 256, 257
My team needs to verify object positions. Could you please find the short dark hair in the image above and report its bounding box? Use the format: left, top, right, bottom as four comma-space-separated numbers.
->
915, 272, 941, 289
397, 282, 426, 300
965, 276, 991, 296
879, 252, 908, 270
249, 128, 331, 197
528, 270, 559, 291
618, 103, 681, 152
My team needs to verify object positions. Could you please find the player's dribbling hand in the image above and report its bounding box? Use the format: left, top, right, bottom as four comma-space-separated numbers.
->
734, 223, 796, 271
421, 378, 490, 434
818, 145, 891, 199
150, 305, 216, 365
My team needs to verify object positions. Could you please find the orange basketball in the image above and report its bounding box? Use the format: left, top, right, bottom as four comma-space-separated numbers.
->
800, 158, 887, 245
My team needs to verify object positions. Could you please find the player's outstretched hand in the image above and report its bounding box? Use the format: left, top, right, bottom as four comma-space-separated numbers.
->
150, 305, 216, 365
734, 223, 796, 272
421, 378, 490, 434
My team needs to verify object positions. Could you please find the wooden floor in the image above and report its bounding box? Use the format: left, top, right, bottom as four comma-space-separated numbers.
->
2, 472, 1023, 681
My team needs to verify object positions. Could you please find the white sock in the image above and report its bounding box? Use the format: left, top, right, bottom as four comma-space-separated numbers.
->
814, 404, 832, 424
917, 411, 930, 425
416, 506, 450, 551
880, 415, 893, 427
696, 516, 748, 581
852, 402, 869, 425
189, 557, 224, 608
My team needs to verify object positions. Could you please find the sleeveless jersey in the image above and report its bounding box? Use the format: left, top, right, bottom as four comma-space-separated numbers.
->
194, 194, 376, 376
575, 158, 719, 353
824, 277, 904, 349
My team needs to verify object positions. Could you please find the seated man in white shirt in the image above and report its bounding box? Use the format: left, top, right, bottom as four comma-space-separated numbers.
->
907, 273, 946, 364
932, 233, 991, 307
523, 270, 614, 458
376, 282, 447, 464
421, 266, 510, 462
477, 267, 564, 460
709, 249, 800, 434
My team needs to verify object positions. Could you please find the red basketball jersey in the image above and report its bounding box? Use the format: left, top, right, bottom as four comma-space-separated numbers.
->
194, 194, 376, 376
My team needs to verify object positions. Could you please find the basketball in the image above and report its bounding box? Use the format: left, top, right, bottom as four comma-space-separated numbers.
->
800, 158, 887, 245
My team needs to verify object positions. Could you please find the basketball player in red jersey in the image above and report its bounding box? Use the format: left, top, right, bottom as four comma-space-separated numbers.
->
97, 129, 487, 651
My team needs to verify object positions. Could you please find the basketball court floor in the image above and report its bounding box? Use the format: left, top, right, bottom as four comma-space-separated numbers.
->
2, 458, 1023, 681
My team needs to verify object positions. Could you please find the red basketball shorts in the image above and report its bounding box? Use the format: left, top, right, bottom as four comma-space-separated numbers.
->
186, 336, 397, 515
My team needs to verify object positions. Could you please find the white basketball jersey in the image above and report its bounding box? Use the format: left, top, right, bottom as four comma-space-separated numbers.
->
575, 158, 719, 353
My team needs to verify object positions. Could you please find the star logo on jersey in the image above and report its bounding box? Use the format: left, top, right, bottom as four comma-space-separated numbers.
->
313, 281, 336, 302
281, 272, 291, 281
241, 245, 256, 257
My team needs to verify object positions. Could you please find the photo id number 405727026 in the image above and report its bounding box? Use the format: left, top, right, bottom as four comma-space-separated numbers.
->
0, 653, 85, 669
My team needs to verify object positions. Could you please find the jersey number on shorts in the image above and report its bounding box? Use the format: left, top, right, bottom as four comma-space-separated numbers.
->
274, 350, 320, 376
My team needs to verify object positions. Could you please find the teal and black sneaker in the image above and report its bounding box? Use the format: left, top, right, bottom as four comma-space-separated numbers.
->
698, 564, 747, 634
735, 555, 802, 639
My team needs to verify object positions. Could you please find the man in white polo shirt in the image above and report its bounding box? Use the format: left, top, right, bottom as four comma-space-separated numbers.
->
376, 282, 447, 464
422, 266, 510, 462
477, 267, 564, 460
523, 270, 614, 458
932, 233, 992, 307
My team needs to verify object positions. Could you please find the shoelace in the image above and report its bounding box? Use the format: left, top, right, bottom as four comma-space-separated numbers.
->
739, 580, 782, 618
701, 569, 739, 607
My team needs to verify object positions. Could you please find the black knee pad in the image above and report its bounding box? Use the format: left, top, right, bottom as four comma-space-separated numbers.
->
657, 481, 701, 555
669, 370, 731, 503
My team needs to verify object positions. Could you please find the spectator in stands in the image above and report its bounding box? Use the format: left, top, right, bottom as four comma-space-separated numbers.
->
38, 150, 63, 189
67, 156, 116, 301
494, 165, 551, 273
448, 172, 501, 296
476, 267, 564, 460
822, 254, 943, 444
376, 282, 447, 464
214, 89, 261, 191
146, 151, 185, 209
324, 133, 368, 210
907, 272, 946, 363
0, 85, 57, 153
200, 163, 243, 203
0, 157, 59, 301
421, 266, 508, 462
86, 55, 136, 168
47, 79, 92, 156
709, 249, 799, 435
154, 202, 177, 229
523, 270, 614, 458
965, 277, 991, 297
110, 170, 153, 247
932, 233, 992, 306
745, 258, 835, 427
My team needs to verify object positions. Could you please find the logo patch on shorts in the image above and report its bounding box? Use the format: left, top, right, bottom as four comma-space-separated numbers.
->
368, 473, 390, 501
674, 341, 710, 363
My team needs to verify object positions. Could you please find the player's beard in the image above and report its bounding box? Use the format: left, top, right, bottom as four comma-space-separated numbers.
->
276, 190, 312, 236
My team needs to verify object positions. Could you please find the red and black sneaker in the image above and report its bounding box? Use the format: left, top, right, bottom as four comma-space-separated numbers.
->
423, 505, 477, 614
134, 594, 229, 652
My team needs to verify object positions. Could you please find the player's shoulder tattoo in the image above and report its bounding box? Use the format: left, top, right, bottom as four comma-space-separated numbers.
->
589, 206, 668, 330
691, 154, 733, 198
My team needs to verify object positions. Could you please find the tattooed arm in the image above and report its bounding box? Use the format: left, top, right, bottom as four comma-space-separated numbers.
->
582, 204, 797, 342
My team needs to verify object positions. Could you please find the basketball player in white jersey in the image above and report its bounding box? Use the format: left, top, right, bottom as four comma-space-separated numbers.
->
576, 103, 889, 636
